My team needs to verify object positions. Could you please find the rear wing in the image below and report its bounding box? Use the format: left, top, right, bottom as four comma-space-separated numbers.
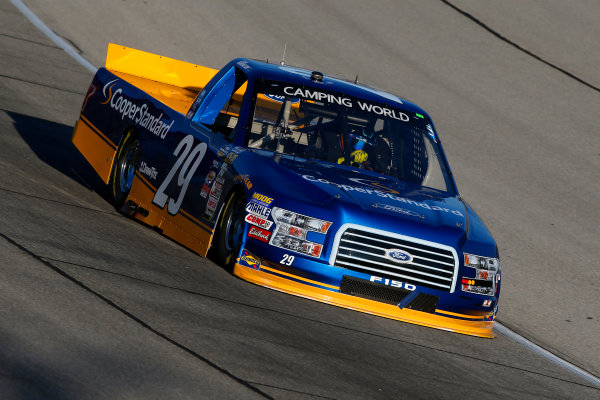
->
105, 43, 218, 91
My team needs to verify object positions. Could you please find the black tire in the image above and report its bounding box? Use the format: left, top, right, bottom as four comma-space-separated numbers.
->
214, 191, 246, 270
110, 130, 139, 209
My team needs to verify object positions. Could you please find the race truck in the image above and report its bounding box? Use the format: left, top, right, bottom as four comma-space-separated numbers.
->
73, 44, 500, 337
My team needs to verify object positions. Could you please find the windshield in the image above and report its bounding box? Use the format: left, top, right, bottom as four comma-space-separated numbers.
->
246, 80, 454, 193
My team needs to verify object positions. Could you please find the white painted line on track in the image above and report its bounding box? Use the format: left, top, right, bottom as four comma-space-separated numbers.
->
11, 0, 97, 73
11, 0, 600, 390
495, 322, 600, 388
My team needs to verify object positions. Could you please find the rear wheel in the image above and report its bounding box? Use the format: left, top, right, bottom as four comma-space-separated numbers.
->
110, 130, 139, 209
215, 192, 246, 269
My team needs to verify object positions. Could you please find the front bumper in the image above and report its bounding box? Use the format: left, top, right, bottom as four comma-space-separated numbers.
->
234, 258, 496, 338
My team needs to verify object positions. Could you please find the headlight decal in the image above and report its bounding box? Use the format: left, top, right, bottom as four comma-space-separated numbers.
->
270, 207, 332, 258
461, 253, 499, 296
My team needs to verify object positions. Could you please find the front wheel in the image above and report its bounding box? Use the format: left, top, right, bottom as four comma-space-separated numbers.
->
110, 130, 139, 209
214, 192, 246, 270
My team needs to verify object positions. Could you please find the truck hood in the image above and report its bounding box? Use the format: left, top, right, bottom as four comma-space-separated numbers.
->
241, 152, 467, 234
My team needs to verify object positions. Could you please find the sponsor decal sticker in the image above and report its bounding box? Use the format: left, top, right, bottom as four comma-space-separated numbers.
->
248, 226, 271, 243
236, 60, 251, 70
205, 177, 225, 217
485, 307, 497, 321
246, 201, 272, 218
200, 183, 210, 198
139, 161, 158, 180
225, 152, 238, 164
251, 192, 273, 207
245, 213, 273, 230
240, 249, 261, 269
206, 196, 218, 215
100, 79, 174, 139
210, 180, 223, 198
217, 162, 229, 178
282, 86, 409, 121
217, 145, 232, 158
206, 170, 216, 184
482, 300, 492, 307
385, 249, 413, 264
303, 175, 464, 217
81, 84, 96, 112
236, 174, 252, 190
374, 203, 420, 217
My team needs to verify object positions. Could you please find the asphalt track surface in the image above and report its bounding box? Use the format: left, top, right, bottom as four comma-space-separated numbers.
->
1, 0, 599, 399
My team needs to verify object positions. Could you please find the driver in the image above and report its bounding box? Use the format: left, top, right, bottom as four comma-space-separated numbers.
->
337, 125, 374, 167
309, 118, 391, 172
337, 123, 392, 173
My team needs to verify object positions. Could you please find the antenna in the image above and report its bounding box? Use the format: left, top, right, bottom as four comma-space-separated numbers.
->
354, 75, 359, 84
280, 43, 287, 65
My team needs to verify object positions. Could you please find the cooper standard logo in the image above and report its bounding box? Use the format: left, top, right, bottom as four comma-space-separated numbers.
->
101, 79, 174, 139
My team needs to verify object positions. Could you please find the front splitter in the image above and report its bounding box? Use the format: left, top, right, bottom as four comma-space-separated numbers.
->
234, 263, 495, 338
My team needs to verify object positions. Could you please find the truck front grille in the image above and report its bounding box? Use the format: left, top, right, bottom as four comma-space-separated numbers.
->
333, 226, 458, 292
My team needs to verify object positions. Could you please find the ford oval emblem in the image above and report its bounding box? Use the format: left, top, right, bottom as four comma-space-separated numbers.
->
386, 249, 413, 264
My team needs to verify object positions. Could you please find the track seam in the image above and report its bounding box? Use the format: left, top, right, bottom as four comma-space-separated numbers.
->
441, 0, 600, 93
0, 186, 117, 216
0, 32, 61, 48
0, 74, 85, 94
0, 231, 275, 400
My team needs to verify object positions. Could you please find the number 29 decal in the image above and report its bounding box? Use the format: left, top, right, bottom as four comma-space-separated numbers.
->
153, 134, 207, 215
280, 254, 295, 266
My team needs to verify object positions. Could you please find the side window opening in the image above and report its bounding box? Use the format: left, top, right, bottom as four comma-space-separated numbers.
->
192, 67, 247, 141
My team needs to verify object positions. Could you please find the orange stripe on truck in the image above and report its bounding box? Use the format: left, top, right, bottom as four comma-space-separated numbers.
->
125, 171, 214, 256
72, 116, 117, 184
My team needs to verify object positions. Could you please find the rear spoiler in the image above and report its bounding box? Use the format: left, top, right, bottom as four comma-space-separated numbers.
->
105, 43, 218, 90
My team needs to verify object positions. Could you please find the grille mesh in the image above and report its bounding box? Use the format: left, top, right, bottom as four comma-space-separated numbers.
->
340, 276, 438, 313
333, 227, 457, 292
405, 292, 438, 314
340, 275, 411, 305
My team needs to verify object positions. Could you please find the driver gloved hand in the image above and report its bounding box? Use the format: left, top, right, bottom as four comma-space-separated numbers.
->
337, 150, 368, 165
